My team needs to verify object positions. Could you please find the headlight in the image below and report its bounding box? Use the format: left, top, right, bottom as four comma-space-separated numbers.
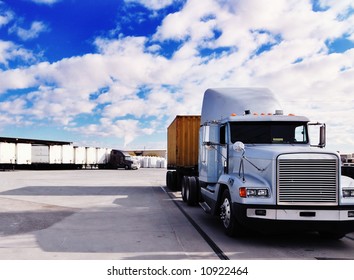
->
343, 189, 354, 198
239, 187, 269, 198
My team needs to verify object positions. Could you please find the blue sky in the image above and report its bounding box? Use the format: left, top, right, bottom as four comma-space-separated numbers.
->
0, 0, 353, 152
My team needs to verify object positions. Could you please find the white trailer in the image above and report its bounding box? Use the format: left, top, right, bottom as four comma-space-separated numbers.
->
16, 143, 31, 164
74, 146, 86, 165
0, 142, 16, 164
85, 147, 97, 166
62, 145, 74, 164
32, 145, 50, 163
97, 148, 109, 165
32, 145, 62, 164
49, 145, 62, 164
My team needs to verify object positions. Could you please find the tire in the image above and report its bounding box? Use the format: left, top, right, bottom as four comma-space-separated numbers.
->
166, 171, 172, 189
195, 177, 201, 202
220, 189, 243, 237
181, 176, 188, 202
171, 171, 177, 191
166, 171, 178, 191
187, 176, 198, 206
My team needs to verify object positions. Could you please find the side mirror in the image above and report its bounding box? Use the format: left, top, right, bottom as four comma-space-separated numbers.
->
233, 141, 245, 153
309, 122, 326, 148
319, 124, 326, 148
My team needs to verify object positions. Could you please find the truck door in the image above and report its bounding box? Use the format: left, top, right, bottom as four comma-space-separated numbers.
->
219, 124, 228, 175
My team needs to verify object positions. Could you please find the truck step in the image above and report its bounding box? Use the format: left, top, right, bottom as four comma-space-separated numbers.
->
199, 202, 211, 213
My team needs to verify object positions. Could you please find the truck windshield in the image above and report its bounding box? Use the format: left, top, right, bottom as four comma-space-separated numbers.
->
230, 121, 308, 144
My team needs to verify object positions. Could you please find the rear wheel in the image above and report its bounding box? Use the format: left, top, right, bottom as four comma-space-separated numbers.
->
166, 171, 172, 189
187, 176, 198, 206
171, 171, 177, 191
181, 176, 188, 202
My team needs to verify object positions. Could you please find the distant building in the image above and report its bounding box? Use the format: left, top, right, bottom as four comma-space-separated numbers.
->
125, 149, 167, 158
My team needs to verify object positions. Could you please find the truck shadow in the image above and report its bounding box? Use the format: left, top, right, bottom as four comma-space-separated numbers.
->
0, 186, 216, 258
0, 211, 75, 236
0, 186, 149, 196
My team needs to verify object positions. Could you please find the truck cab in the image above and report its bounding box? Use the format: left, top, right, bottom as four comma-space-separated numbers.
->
108, 150, 139, 170
177, 88, 354, 238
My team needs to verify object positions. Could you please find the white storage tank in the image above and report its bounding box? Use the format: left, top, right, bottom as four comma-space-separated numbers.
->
143, 157, 149, 168
160, 158, 167, 168
0, 142, 16, 164
16, 143, 31, 164
156, 157, 166, 168
149, 157, 157, 168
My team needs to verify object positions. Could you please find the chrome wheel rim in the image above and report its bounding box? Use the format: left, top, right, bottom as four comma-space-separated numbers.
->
221, 198, 231, 228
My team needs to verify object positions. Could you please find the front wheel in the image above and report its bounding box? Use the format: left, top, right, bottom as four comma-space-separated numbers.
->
220, 189, 244, 237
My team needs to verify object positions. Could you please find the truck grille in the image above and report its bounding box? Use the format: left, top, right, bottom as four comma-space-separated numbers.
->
277, 156, 338, 205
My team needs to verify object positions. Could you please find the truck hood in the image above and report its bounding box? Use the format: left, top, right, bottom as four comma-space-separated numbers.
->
240, 144, 338, 160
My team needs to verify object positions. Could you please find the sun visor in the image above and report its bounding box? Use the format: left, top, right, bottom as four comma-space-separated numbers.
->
201, 88, 282, 124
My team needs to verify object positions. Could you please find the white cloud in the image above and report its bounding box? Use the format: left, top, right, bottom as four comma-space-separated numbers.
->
26, 86, 96, 125
0, 40, 35, 67
29, 0, 60, 5
0, 64, 38, 91
0, 0, 354, 151
9, 21, 49, 41
0, 9, 13, 27
125, 0, 175, 10
154, 0, 219, 42
68, 118, 153, 147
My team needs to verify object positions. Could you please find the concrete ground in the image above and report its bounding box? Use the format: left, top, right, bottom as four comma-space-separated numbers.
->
0, 169, 218, 260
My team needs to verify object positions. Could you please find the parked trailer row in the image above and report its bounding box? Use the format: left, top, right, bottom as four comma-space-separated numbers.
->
0, 143, 111, 169
0, 141, 167, 170
0, 142, 32, 165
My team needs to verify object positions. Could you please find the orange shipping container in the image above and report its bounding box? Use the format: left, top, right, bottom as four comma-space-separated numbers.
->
167, 115, 200, 169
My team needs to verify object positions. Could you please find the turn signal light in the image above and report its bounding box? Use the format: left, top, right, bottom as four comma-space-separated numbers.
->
239, 187, 247, 198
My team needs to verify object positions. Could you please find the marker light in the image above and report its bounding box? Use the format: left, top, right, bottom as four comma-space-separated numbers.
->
231, 113, 237, 116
